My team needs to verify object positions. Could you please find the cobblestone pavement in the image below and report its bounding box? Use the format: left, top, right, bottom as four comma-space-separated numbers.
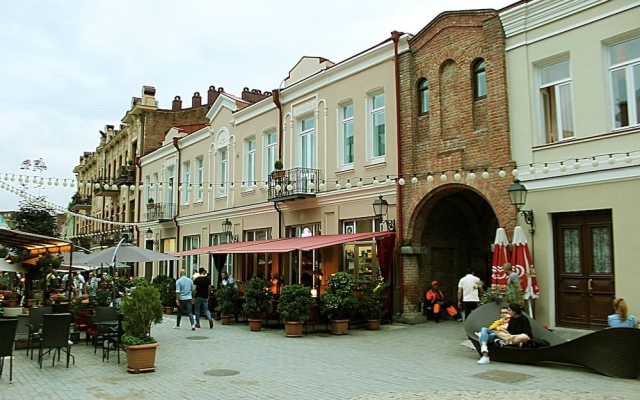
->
1, 316, 638, 399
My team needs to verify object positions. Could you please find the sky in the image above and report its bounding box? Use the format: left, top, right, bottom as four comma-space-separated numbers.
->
0, 0, 515, 212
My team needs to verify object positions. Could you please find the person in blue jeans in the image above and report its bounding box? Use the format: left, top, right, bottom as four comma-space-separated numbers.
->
174, 269, 195, 331
193, 268, 214, 329
477, 306, 510, 365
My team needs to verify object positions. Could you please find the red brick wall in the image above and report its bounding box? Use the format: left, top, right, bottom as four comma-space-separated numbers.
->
141, 106, 210, 157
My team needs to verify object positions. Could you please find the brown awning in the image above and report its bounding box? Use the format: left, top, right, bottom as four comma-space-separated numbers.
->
0, 228, 73, 256
172, 232, 394, 256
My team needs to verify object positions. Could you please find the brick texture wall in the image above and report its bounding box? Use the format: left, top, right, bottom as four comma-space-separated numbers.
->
141, 106, 210, 157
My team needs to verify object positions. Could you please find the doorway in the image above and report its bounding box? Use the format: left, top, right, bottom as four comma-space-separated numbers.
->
554, 210, 614, 328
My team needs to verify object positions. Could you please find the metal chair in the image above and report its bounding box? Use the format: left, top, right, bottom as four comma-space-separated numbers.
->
52, 303, 70, 313
26, 306, 53, 360
14, 314, 30, 348
0, 319, 19, 381
103, 313, 124, 364
38, 313, 75, 368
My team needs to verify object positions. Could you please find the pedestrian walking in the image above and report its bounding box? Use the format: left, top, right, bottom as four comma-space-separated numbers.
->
457, 268, 484, 320
174, 269, 196, 331
194, 268, 214, 329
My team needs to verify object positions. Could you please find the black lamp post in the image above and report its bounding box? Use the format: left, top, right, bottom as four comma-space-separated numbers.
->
372, 195, 396, 231
507, 179, 534, 226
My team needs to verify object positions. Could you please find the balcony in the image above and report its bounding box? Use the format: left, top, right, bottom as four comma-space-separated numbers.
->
93, 177, 120, 197
70, 195, 92, 212
268, 167, 320, 202
145, 202, 175, 222
114, 166, 136, 186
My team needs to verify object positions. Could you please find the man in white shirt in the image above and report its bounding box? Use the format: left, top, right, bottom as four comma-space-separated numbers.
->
458, 269, 484, 320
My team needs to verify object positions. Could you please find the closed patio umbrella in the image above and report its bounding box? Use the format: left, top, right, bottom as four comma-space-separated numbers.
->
80, 244, 178, 265
490, 228, 510, 291
510, 226, 539, 317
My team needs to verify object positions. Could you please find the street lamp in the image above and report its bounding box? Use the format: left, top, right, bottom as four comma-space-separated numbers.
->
372, 195, 396, 231
507, 179, 534, 227
222, 218, 238, 242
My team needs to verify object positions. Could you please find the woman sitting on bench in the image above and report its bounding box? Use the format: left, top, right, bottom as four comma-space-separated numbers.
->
496, 303, 533, 346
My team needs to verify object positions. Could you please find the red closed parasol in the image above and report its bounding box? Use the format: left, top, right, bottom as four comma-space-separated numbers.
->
510, 226, 539, 316
491, 228, 510, 291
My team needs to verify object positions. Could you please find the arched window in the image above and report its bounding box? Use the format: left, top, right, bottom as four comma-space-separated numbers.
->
418, 78, 430, 114
473, 59, 486, 99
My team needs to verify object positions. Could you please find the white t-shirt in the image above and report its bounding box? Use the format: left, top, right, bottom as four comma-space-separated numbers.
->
458, 274, 481, 302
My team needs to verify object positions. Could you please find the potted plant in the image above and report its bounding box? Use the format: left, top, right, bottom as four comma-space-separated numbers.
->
242, 277, 272, 331
215, 285, 239, 325
127, 158, 135, 170
26, 291, 36, 307
147, 198, 155, 210
152, 274, 176, 314
3, 291, 19, 308
358, 276, 389, 330
120, 282, 164, 373
272, 159, 285, 179
277, 284, 313, 337
320, 272, 359, 335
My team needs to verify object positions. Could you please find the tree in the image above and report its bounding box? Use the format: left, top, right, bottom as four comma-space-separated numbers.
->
12, 200, 58, 237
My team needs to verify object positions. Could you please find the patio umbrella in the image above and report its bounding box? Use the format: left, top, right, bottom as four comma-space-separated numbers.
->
510, 226, 539, 317
80, 244, 178, 265
0, 258, 27, 273
490, 228, 510, 291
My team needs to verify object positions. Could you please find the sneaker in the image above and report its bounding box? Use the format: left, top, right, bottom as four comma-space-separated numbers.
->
68, 340, 74, 346
474, 332, 480, 338
456, 318, 463, 322
494, 339, 506, 347
209, 318, 214, 329
191, 325, 196, 331
477, 356, 490, 365
195, 324, 201, 328
173, 325, 180, 329
480, 345, 488, 353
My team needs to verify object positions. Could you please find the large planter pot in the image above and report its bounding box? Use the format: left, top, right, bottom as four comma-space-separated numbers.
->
284, 321, 304, 337
4, 300, 18, 308
330, 319, 350, 335
248, 318, 262, 332
367, 319, 381, 331
164, 306, 174, 314
125, 342, 159, 374
220, 315, 232, 325
27, 299, 36, 307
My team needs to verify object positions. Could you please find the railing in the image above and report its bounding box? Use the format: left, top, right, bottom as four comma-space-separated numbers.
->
268, 167, 320, 202
145, 202, 176, 222
93, 177, 119, 197
70, 195, 92, 211
114, 166, 136, 186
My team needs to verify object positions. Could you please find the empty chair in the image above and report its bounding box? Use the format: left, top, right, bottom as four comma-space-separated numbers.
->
14, 314, 30, 348
94, 306, 117, 323
38, 313, 75, 369
0, 319, 19, 382
26, 306, 53, 359
52, 303, 70, 314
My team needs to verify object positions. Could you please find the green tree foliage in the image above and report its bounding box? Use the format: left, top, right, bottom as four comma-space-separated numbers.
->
12, 200, 58, 237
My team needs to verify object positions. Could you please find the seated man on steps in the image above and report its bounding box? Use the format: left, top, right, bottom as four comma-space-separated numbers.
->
425, 281, 462, 322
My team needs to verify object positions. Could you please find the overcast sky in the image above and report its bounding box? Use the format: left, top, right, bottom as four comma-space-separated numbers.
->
0, 0, 515, 212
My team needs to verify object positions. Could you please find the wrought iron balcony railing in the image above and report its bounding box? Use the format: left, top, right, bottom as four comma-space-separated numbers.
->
114, 166, 136, 186
145, 202, 176, 222
268, 167, 320, 202
93, 177, 120, 197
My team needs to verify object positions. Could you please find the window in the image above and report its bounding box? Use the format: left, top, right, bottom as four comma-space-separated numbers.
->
265, 131, 277, 180
152, 173, 159, 202
370, 92, 385, 159
246, 138, 256, 187
300, 116, 315, 168
418, 79, 430, 114
182, 235, 200, 277
474, 59, 487, 99
218, 148, 227, 195
210, 233, 233, 288
182, 161, 191, 203
195, 157, 204, 201
166, 167, 174, 205
540, 60, 574, 143
341, 104, 354, 166
609, 37, 640, 128
144, 176, 151, 203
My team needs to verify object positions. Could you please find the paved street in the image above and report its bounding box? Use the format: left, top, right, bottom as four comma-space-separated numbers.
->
1, 316, 638, 399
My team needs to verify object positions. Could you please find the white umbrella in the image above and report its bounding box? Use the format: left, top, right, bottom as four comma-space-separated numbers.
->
81, 244, 178, 265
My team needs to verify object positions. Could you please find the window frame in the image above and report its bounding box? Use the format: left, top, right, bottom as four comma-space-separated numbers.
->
218, 148, 228, 196
369, 91, 386, 162
538, 59, 575, 144
473, 59, 487, 100
195, 157, 204, 202
608, 36, 640, 129
299, 115, 315, 169
265, 130, 277, 180
182, 161, 191, 204
166, 167, 174, 205
246, 137, 256, 188
339, 102, 354, 169
182, 235, 200, 277
418, 78, 430, 114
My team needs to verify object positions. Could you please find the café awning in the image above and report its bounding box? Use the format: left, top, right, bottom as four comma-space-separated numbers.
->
173, 232, 394, 256
0, 228, 72, 256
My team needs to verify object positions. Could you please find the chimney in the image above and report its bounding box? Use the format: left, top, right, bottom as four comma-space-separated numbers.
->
141, 85, 156, 107
207, 86, 218, 105
192, 92, 202, 108
172, 96, 182, 111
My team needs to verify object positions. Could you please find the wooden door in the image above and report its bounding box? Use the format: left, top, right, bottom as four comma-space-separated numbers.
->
554, 210, 614, 328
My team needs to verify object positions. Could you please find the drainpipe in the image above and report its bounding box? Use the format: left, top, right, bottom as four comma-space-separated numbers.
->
272, 89, 283, 160
136, 113, 146, 247
391, 30, 405, 314
274, 202, 282, 239
172, 137, 181, 255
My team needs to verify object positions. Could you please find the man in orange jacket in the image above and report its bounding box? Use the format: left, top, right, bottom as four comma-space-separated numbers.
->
425, 281, 462, 322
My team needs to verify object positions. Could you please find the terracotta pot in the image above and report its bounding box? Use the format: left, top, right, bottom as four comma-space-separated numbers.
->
27, 299, 36, 307
220, 315, 232, 325
164, 306, 174, 314
330, 319, 350, 335
367, 319, 381, 331
125, 342, 159, 374
4, 300, 18, 308
284, 321, 304, 337
248, 318, 262, 332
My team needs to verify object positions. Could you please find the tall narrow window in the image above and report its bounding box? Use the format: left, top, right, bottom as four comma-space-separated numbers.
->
195, 157, 204, 201
474, 59, 486, 99
182, 161, 191, 203
609, 37, 640, 128
218, 148, 227, 195
246, 138, 256, 187
418, 79, 430, 114
144, 176, 151, 203
540, 59, 574, 143
265, 131, 277, 179
341, 104, 354, 166
371, 92, 385, 159
182, 235, 200, 277
166, 167, 174, 205
300, 116, 315, 168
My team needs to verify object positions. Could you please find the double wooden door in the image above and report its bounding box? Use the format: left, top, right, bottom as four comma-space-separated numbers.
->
554, 210, 614, 328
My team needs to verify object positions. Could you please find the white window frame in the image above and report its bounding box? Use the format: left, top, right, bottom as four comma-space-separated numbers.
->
182, 235, 200, 277
182, 161, 191, 204
246, 137, 256, 188
195, 157, 204, 201
265, 130, 277, 180
538, 59, 575, 144
166, 167, 175, 205
152, 173, 159, 203
609, 37, 640, 129
144, 176, 151, 203
339, 103, 354, 169
299, 115, 315, 169
369, 91, 386, 162
218, 148, 228, 196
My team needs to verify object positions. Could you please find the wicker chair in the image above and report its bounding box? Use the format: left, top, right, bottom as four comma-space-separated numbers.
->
26, 306, 53, 360
38, 313, 75, 368
465, 302, 640, 379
